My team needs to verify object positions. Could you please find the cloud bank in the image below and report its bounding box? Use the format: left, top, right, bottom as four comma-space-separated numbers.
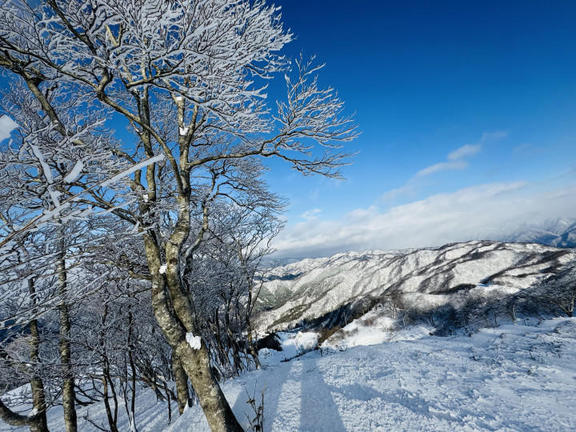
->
273, 181, 576, 259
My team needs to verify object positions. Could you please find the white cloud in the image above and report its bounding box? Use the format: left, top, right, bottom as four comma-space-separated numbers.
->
447, 144, 481, 160
480, 130, 508, 142
416, 160, 468, 177
383, 131, 508, 200
0, 115, 18, 142
300, 208, 322, 221
273, 181, 576, 259
417, 132, 503, 177
416, 142, 479, 178
381, 183, 417, 201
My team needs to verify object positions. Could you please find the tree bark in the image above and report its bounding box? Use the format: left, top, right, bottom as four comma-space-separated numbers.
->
0, 394, 47, 431
172, 352, 191, 415
102, 373, 119, 432
0, 301, 49, 432
143, 235, 243, 432
0, 399, 39, 427
28, 278, 50, 432
57, 237, 78, 432
126, 309, 138, 432
174, 340, 243, 432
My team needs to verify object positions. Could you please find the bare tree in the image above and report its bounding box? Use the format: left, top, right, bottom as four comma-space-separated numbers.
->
184, 199, 282, 376
528, 264, 576, 318
0, 82, 115, 432
0, 249, 51, 432
0, 1, 357, 430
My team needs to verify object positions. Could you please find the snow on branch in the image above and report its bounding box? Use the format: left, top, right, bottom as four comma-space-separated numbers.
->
101, 154, 165, 187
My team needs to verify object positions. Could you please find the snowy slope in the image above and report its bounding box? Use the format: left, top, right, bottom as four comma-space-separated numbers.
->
0, 384, 173, 432
166, 318, 576, 432
255, 241, 575, 333
3, 240, 576, 432
2, 320, 575, 432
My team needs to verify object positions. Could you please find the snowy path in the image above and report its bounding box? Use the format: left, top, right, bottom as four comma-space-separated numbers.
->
2, 318, 575, 431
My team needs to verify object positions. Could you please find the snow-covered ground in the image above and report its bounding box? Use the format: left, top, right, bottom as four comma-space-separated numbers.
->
170, 319, 576, 431
4, 318, 574, 431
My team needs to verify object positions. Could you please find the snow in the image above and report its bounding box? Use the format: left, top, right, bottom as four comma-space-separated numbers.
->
255, 241, 574, 333
287, 331, 318, 353
0, 383, 172, 432
101, 154, 165, 187
260, 331, 319, 364
29, 144, 54, 184
0, 115, 18, 142
172, 318, 576, 432
159, 264, 167, 274
2, 318, 575, 431
30, 144, 60, 208
186, 333, 202, 350
323, 314, 398, 349
179, 126, 189, 136
63, 160, 84, 183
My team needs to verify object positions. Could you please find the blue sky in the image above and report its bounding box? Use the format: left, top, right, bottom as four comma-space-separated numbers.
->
1, 1, 575, 258
266, 0, 576, 257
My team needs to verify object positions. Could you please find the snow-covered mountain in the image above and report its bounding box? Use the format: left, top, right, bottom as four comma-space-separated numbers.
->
504, 218, 576, 248
255, 241, 576, 340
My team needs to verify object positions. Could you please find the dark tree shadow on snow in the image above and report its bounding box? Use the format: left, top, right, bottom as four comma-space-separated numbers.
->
300, 355, 346, 432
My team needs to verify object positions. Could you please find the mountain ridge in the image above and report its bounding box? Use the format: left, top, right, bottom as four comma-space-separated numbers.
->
255, 240, 576, 339
504, 217, 576, 248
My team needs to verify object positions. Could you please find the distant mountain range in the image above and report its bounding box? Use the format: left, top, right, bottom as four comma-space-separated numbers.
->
254, 240, 576, 343
503, 218, 576, 248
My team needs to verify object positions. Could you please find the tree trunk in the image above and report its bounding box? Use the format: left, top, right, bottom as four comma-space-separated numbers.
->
126, 309, 138, 432
174, 340, 243, 432
0, 383, 47, 431
0, 281, 49, 432
151, 282, 243, 432
154, 310, 243, 431
102, 373, 120, 432
28, 278, 50, 432
100, 303, 119, 432
0, 399, 40, 428
172, 352, 191, 415
57, 238, 78, 432
144, 234, 243, 432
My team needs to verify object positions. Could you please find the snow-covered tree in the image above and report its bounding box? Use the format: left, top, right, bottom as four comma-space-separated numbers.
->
184, 199, 283, 376
0, 80, 125, 432
0, 1, 356, 430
